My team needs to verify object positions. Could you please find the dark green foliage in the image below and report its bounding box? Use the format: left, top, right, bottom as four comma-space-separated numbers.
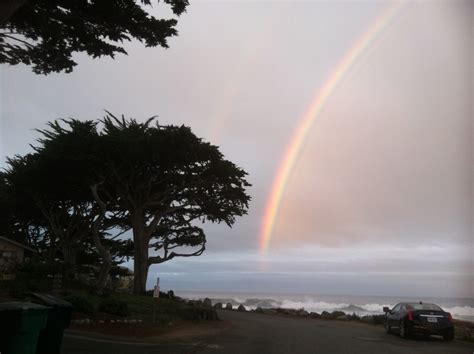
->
156, 299, 218, 323
0, 169, 50, 254
99, 298, 129, 317
184, 305, 219, 321
4, 260, 61, 297
5, 281, 31, 299
347, 313, 360, 321
17, 259, 62, 278
1, 114, 251, 294
36, 114, 250, 293
109, 265, 133, 278
360, 314, 385, 325
0, 0, 189, 74
95, 291, 219, 324
2, 149, 100, 274
321, 310, 346, 320
331, 311, 346, 318
371, 314, 385, 325
64, 295, 95, 314
454, 321, 474, 342
320, 311, 331, 319
1, 119, 129, 289
144, 289, 174, 299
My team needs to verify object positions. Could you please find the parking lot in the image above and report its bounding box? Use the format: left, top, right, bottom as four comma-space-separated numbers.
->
63, 310, 474, 354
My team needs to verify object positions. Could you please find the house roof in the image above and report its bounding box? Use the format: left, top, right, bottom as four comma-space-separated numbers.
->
0, 236, 37, 253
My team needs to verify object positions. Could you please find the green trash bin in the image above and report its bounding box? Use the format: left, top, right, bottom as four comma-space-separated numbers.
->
0, 302, 48, 354
30, 293, 72, 354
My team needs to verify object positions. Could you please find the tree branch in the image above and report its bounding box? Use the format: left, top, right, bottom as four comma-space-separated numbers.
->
0, 33, 34, 48
148, 241, 206, 265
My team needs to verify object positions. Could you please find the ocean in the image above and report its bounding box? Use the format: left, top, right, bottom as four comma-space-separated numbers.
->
176, 290, 474, 322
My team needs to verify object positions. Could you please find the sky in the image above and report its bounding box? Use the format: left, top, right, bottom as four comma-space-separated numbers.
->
1, 0, 472, 298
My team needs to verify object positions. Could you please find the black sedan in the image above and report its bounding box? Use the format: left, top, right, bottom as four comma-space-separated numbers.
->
383, 302, 454, 341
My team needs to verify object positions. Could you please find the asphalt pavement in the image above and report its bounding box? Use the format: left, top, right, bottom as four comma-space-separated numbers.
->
62, 310, 474, 354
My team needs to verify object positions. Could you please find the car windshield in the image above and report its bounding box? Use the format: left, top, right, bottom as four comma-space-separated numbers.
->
406, 303, 442, 311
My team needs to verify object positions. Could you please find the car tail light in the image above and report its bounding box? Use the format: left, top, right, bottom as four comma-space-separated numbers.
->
447, 313, 453, 322
407, 310, 413, 321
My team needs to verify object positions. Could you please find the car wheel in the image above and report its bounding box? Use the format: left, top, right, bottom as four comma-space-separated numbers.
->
399, 320, 407, 338
384, 320, 391, 334
443, 332, 454, 341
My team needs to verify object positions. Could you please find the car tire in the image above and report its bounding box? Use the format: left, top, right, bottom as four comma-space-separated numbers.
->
399, 320, 407, 339
384, 320, 391, 334
443, 332, 454, 341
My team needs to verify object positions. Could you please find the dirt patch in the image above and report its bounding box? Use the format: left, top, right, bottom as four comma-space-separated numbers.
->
69, 319, 230, 342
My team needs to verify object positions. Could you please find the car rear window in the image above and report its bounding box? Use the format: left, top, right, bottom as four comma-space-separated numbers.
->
406, 303, 442, 311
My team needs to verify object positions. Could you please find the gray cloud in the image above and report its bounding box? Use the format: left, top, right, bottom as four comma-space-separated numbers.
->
1, 0, 471, 297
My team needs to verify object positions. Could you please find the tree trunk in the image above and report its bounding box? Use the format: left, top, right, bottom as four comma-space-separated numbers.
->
90, 184, 113, 294
0, 0, 27, 25
61, 243, 77, 280
91, 232, 112, 294
132, 215, 149, 294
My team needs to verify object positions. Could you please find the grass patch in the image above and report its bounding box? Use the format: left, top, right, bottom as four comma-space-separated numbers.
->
454, 320, 474, 342
58, 290, 218, 325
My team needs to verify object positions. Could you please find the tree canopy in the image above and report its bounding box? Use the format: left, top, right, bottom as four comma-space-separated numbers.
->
1, 114, 251, 293
0, 0, 189, 74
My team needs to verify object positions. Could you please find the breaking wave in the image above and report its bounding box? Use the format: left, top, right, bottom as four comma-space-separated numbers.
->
444, 306, 474, 319
200, 297, 474, 321
278, 300, 391, 315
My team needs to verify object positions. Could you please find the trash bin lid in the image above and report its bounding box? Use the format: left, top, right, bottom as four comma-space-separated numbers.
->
0, 302, 48, 311
31, 293, 72, 307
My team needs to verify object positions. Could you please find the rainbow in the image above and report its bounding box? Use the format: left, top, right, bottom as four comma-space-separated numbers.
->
259, 1, 406, 254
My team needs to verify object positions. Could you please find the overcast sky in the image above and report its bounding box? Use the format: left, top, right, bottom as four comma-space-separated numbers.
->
1, 0, 472, 298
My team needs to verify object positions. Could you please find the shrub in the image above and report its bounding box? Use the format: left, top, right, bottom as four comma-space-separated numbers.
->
321, 311, 332, 319
144, 289, 172, 298
7, 280, 29, 299
331, 311, 346, 318
64, 295, 95, 314
99, 298, 129, 317
454, 322, 474, 342
321, 310, 346, 320
372, 314, 385, 325
347, 313, 360, 321
7, 260, 60, 295
182, 305, 218, 321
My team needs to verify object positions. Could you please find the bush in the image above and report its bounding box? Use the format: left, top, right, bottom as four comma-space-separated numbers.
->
6, 260, 60, 296
454, 322, 474, 342
347, 313, 360, 321
321, 310, 346, 320
99, 298, 129, 317
321, 311, 331, 319
331, 311, 346, 318
371, 314, 385, 325
17, 259, 61, 278
181, 303, 219, 321
144, 290, 173, 299
64, 295, 95, 314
